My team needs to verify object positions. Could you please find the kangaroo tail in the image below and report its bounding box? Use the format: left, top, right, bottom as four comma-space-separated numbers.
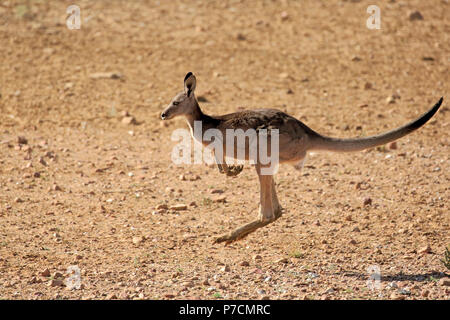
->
308, 97, 443, 152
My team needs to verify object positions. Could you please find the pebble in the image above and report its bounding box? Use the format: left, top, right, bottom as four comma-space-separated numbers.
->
14, 197, 23, 203
41, 269, 51, 277
438, 278, 450, 287
409, 10, 424, 21
253, 254, 262, 261
132, 236, 144, 245
122, 116, 136, 125
220, 265, 230, 272
89, 72, 123, 79
49, 279, 64, 287
17, 136, 28, 144
169, 204, 187, 211
389, 142, 397, 150
239, 261, 250, 267
418, 245, 431, 254
156, 204, 168, 210
363, 198, 372, 206
212, 196, 226, 203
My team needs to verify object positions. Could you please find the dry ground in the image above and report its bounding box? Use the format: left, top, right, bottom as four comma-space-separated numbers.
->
0, 0, 449, 300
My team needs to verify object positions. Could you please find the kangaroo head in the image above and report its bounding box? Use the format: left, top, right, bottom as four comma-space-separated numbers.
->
161, 72, 197, 120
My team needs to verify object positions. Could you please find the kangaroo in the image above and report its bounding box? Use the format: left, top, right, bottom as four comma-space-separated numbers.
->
161, 72, 443, 244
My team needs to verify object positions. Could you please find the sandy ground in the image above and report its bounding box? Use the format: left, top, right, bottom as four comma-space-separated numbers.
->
0, 0, 449, 300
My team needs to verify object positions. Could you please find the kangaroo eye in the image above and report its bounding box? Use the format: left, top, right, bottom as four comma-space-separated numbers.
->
173, 101, 179, 106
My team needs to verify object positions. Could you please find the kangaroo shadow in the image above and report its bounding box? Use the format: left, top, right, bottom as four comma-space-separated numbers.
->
339, 270, 449, 282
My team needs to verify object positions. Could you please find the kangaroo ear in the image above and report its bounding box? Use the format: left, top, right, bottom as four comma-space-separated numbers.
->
184, 72, 196, 97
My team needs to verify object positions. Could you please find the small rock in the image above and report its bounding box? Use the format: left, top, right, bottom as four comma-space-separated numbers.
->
49, 279, 64, 287
275, 257, 289, 264
106, 293, 118, 299
438, 278, 450, 286
53, 272, 64, 280
164, 292, 176, 299
418, 245, 431, 254
363, 198, 372, 206
14, 197, 23, 203
236, 33, 246, 41
52, 184, 62, 191
280, 11, 289, 20
386, 96, 396, 104
421, 289, 429, 297
132, 236, 144, 245
390, 293, 405, 300
179, 174, 186, 181
210, 189, 224, 194
212, 196, 226, 203
156, 204, 168, 210
364, 82, 372, 90
89, 72, 123, 79
169, 204, 187, 211
389, 142, 397, 150
253, 255, 262, 261
122, 116, 136, 125
409, 10, 424, 21
349, 239, 357, 245
41, 269, 51, 277
17, 136, 28, 145
220, 265, 230, 272
313, 219, 321, 226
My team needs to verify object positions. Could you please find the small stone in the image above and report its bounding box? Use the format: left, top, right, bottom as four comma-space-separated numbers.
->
363, 198, 372, 206
220, 265, 230, 272
156, 204, 168, 210
239, 261, 250, 267
390, 293, 405, 300
132, 236, 144, 245
409, 10, 424, 21
352, 227, 361, 233
122, 116, 136, 125
164, 292, 176, 299
275, 257, 289, 264
41, 269, 51, 277
418, 245, 431, 254
280, 11, 289, 20
389, 142, 397, 150
212, 196, 226, 203
349, 239, 357, 245
106, 293, 118, 299
253, 255, 262, 261
169, 204, 187, 211
438, 278, 450, 286
179, 174, 186, 181
386, 96, 396, 104
89, 72, 123, 79
52, 184, 62, 191
313, 219, 321, 226
49, 279, 64, 287
17, 136, 28, 145
53, 272, 64, 280
421, 289, 429, 297
14, 197, 23, 203
210, 189, 224, 194
236, 33, 246, 41
364, 82, 372, 90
